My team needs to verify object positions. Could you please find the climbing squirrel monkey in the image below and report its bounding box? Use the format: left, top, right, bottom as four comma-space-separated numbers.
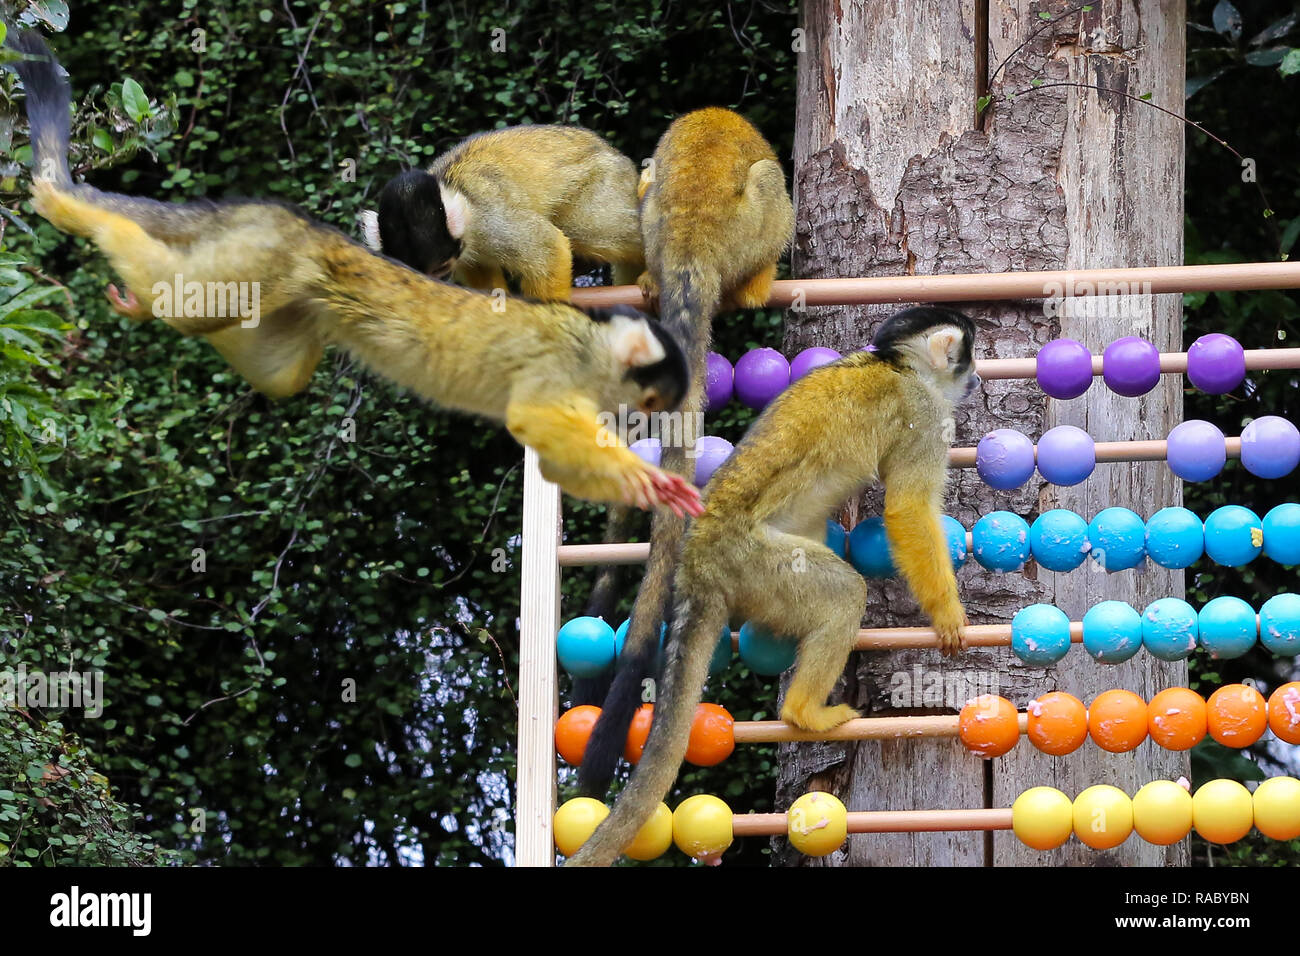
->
576, 107, 795, 797
567, 307, 982, 866
9, 31, 701, 518
359, 125, 645, 301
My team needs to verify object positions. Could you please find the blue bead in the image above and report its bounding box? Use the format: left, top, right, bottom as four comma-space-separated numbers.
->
1141, 598, 1199, 661
1086, 507, 1146, 571
614, 618, 666, 659
709, 625, 734, 674
1197, 596, 1258, 660
738, 621, 797, 676
1029, 509, 1089, 571
941, 515, 968, 568
848, 516, 895, 578
826, 518, 848, 559
976, 429, 1036, 489
971, 511, 1032, 572
1203, 505, 1263, 567
1260, 593, 1300, 657
1144, 507, 1205, 569
1263, 504, 1300, 566
557, 616, 617, 677
1082, 600, 1143, 663
1011, 603, 1072, 665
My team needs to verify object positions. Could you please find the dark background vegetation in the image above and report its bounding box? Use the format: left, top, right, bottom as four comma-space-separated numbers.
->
0, 0, 1295, 866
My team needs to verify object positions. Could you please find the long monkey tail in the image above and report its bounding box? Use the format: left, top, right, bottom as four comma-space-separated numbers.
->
565, 589, 727, 866
576, 262, 721, 798
9, 30, 74, 189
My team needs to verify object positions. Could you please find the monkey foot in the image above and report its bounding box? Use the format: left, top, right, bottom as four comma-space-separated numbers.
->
106, 283, 142, 317
782, 702, 860, 734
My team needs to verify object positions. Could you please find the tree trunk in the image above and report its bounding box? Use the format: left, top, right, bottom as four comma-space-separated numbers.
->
778, 0, 1189, 866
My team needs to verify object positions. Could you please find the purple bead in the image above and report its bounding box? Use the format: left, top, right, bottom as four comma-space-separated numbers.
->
1186, 333, 1245, 395
705, 352, 734, 413
692, 435, 734, 486
734, 347, 791, 410
629, 437, 661, 467
1102, 336, 1161, 397
1165, 420, 1226, 482
790, 346, 841, 381
1036, 339, 1093, 400
1036, 425, 1095, 486
1240, 416, 1300, 479
976, 428, 1036, 490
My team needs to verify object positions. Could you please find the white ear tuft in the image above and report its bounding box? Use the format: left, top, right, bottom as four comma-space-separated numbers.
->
358, 209, 381, 251
440, 184, 471, 240
607, 314, 666, 368
926, 327, 963, 371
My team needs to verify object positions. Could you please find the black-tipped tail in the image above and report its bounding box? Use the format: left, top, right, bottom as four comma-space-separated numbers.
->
7, 30, 73, 188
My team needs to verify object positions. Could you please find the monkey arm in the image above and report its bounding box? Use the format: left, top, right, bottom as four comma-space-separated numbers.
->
882, 474, 967, 656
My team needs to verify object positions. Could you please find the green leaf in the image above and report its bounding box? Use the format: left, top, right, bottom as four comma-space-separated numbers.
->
121, 77, 151, 123
1281, 49, 1300, 76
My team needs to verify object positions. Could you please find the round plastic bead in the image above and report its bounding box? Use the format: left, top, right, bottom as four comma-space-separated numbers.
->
1026, 692, 1088, 756
848, 516, 895, 578
1240, 415, 1300, 478
629, 436, 662, 467
1192, 780, 1253, 844
1253, 776, 1300, 840
789, 346, 841, 381
1012, 786, 1075, 850
972, 511, 1032, 572
1088, 689, 1148, 752
1202, 504, 1263, 567
1036, 338, 1093, 400
1266, 682, 1300, 744
1140, 597, 1199, 661
1146, 687, 1207, 751
673, 794, 733, 863
1262, 503, 1300, 565
1036, 425, 1096, 486
941, 515, 968, 568
733, 348, 791, 410
1197, 596, 1258, 660
1086, 507, 1146, 571
1102, 336, 1160, 397
693, 435, 734, 487
614, 619, 666, 659
787, 791, 848, 857
1260, 594, 1300, 657
1073, 785, 1134, 850
709, 625, 733, 675
1011, 604, 1073, 665
1144, 507, 1205, 569
624, 704, 653, 764
704, 352, 734, 412
737, 621, 797, 676
1132, 781, 1194, 846
557, 616, 617, 678
555, 705, 602, 765
625, 803, 674, 861
958, 695, 1020, 759
1206, 683, 1267, 748
826, 519, 848, 559
1082, 601, 1143, 664
976, 429, 1037, 490
1165, 420, 1227, 482
686, 703, 735, 766
1186, 333, 1245, 394
1029, 509, 1090, 571
554, 798, 609, 856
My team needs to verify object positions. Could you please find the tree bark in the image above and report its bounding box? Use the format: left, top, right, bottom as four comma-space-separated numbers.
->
779, 0, 1189, 866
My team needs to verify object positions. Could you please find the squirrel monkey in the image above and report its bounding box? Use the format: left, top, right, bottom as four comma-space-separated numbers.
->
358, 126, 645, 301
575, 107, 795, 797
9, 32, 701, 518
566, 307, 981, 866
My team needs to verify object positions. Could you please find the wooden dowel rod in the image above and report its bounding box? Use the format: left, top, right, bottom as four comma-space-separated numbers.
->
730, 808, 1014, 836
569, 262, 1300, 310
734, 712, 1026, 744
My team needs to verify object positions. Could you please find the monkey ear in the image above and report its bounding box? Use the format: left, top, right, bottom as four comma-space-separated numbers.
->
607, 314, 667, 368
440, 185, 471, 240
358, 209, 381, 251
926, 327, 964, 371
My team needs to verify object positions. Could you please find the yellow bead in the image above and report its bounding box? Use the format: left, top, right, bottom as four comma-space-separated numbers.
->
553, 797, 608, 857
672, 794, 733, 863
787, 791, 848, 857
1132, 780, 1193, 845
1012, 786, 1074, 850
1192, 779, 1254, 844
1072, 785, 1133, 850
1252, 776, 1300, 841
624, 802, 673, 861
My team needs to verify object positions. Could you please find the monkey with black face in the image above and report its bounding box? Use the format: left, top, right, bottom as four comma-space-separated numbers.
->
10, 32, 701, 518
566, 307, 981, 866
360, 125, 645, 301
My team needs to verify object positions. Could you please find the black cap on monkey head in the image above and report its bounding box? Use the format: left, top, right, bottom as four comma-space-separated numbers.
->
871, 306, 977, 376
585, 304, 690, 414
375, 170, 462, 276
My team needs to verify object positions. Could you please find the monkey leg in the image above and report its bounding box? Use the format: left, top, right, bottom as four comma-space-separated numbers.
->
515, 226, 574, 302
455, 261, 508, 294
727, 263, 777, 310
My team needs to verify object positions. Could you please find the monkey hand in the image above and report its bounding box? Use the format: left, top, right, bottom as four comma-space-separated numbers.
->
636, 272, 660, 313
106, 283, 148, 319
932, 607, 967, 657
623, 462, 703, 518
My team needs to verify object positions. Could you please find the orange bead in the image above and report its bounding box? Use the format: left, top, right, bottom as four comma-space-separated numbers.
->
1026, 692, 1088, 756
1088, 689, 1148, 753
1268, 682, 1300, 745
1147, 687, 1208, 751
1206, 684, 1267, 748
686, 703, 736, 766
555, 705, 601, 766
959, 695, 1020, 758
624, 704, 654, 764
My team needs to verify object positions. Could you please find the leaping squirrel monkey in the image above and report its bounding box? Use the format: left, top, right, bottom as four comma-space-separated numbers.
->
567, 307, 981, 866
358, 125, 645, 301
9, 32, 701, 518
575, 107, 795, 797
